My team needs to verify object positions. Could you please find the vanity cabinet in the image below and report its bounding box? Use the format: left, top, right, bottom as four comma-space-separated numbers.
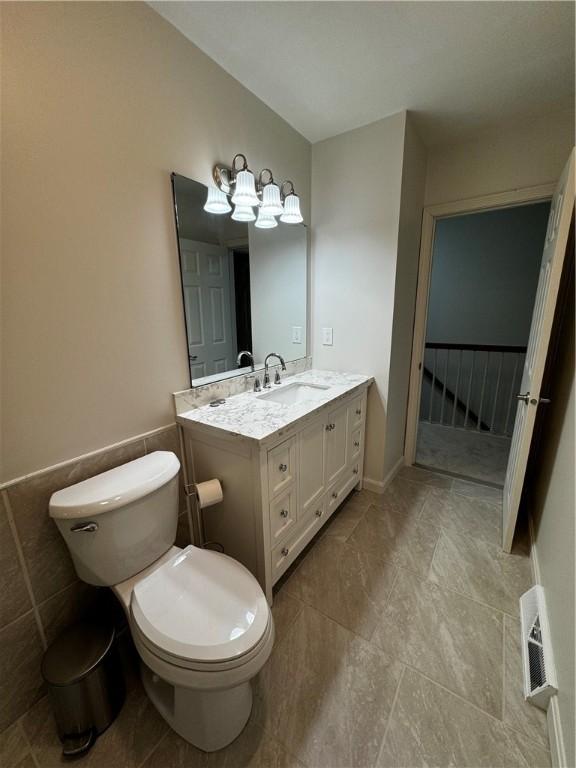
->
179, 384, 369, 603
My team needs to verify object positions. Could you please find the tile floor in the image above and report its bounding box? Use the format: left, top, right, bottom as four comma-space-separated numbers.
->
416, 421, 512, 485
3, 466, 550, 768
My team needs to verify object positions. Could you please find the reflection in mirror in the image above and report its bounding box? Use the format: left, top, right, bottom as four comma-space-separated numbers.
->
171, 173, 307, 387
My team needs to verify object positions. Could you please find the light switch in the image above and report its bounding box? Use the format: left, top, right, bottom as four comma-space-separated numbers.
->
322, 327, 333, 346
292, 326, 303, 344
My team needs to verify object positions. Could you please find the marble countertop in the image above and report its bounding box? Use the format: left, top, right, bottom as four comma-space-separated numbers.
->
177, 369, 373, 444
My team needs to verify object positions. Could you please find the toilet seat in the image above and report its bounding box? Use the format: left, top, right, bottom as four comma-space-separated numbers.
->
130, 545, 270, 667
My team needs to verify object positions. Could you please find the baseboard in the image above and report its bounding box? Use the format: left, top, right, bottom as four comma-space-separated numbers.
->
363, 456, 405, 495
547, 695, 567, 768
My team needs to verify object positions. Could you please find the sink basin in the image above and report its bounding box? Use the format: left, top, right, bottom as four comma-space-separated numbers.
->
257, 382, 330, 406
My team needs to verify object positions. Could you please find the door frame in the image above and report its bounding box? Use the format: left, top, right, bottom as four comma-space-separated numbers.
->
404, 183, 556, 465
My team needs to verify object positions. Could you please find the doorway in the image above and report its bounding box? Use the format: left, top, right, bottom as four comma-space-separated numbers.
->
406, 194, 552, 486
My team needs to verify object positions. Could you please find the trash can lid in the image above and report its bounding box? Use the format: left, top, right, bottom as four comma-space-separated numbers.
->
42, 621, 115, 687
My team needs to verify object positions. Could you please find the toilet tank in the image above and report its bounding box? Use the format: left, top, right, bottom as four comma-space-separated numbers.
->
49, 451, 181, 587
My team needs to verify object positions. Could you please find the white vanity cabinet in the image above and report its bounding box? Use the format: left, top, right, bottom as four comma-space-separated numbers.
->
179, 381, 369, 603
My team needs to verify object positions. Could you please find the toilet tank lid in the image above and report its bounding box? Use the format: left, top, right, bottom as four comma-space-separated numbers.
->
49, 451, 180, 519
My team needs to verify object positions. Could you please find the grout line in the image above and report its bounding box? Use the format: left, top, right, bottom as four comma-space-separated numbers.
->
17, 716, 41, 768
136, 727, 170, 768
2, 490, 47, 649
374, 664, 406, 765
502, 613, 508, 726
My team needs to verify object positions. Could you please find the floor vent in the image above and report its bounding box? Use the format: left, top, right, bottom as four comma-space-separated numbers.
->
520, 585, 557, 710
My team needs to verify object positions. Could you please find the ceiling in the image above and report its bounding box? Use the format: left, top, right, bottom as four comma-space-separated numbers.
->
150, 1, 575, 146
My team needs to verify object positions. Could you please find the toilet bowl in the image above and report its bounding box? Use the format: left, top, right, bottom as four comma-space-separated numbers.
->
49, 451, 273, 752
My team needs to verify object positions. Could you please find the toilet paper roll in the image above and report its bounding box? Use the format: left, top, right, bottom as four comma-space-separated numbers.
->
195, 478, 223, 509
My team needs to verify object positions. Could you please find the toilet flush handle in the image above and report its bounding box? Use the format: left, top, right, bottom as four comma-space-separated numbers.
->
70, 521, 99, 533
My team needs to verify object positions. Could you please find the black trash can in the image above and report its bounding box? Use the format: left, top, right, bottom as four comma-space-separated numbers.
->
41, 621, 125, 757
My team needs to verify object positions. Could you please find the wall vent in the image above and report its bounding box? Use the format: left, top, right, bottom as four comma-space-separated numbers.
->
519, 585, 557, 710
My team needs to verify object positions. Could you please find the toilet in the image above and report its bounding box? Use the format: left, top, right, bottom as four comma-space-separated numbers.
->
49, 451, 274, 752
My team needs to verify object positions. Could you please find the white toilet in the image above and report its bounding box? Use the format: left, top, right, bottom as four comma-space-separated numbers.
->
49, 451, 274, 752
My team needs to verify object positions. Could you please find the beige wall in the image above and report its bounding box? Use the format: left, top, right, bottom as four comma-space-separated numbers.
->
0, 1, 311, 483
425, 109, 574, 206
383, 117, 427, 476
530, 271, 575, 768
311, 112, 408, 486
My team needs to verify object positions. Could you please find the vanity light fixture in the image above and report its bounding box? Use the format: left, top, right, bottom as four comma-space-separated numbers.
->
279, 181, 303, 224
203, 186, 231, 214
205, 153, 304, 226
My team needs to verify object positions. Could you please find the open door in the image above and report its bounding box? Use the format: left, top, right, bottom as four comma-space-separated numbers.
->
502, 149, 575, 552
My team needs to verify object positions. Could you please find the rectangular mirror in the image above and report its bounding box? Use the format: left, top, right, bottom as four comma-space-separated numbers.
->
172, 173, 308, 387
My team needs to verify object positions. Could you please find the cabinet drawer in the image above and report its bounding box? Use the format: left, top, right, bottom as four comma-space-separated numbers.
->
270, 488, 296, 545
326, 464, 361, 516
348, 395, 365, 430
349, 427, 362, 461
268, 437, 297, 498
271, 505, 324, 582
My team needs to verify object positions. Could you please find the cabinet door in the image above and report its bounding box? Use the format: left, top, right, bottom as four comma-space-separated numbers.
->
348, 394, 365, 431
325, 402, 348, 486
299, 418, 326, 517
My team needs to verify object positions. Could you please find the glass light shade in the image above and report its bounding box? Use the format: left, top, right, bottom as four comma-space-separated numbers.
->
260, 183, 284, 216
203, 186, 231, 214
279, 193, 303, 224
231, 204, 256, 222
231, 169, 259, 206
255, 209, 278, 229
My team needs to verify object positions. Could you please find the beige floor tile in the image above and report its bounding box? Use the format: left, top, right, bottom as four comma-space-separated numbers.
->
371, 568, 504, 717
270, 589, 304, 647
142, 719, 304, 768
0, 721, 32, 768
23, 686, 167, 768
503, 615, 549, 748
256, 606, 402, 768
284, 536, 397, 640
429, 527, 533, 615
378, 668, 551, 768
420, 487, 502, 546
397, 465, 453, 488
452, 478, 503, 503
347, 505, 441, 578
370, 476, 432, 517
321, 494, 369, 542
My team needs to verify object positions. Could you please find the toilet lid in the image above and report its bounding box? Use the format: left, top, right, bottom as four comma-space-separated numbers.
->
131, 546, 270, 663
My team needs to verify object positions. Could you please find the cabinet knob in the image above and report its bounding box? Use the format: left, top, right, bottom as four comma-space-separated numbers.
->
315, 509, 323, 517
281, 547, 289, 557
355, 408, 362, 416
279, 463, 288, 472
280, 509, 289, 518
353, 467, 359, 475
325, 423, 335, 431
354, 441, 360, 448
332, 492, 338, 499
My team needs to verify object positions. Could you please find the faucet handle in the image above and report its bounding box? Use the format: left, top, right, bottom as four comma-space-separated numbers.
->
263, 372, 271, 389
253, 377, 261, 392
274, 370, 282, 385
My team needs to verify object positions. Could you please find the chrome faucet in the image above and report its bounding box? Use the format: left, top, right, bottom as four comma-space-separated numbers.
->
236, 350, 255, 372
264, 353, 287, 388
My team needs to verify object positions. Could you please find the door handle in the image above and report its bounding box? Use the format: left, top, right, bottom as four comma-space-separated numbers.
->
515, 392, 530, 404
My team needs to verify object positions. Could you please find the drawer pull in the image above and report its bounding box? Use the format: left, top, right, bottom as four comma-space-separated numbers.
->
331, 492, 338, 499
353, 467, 359, 475
355, 408, 362, 416
280, 509, 289, 518
315, 509, 323, 517
279, 463, 288, 472
325, 423, 336, 431
281, 546, 289, 557
354, 441, 360, 448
